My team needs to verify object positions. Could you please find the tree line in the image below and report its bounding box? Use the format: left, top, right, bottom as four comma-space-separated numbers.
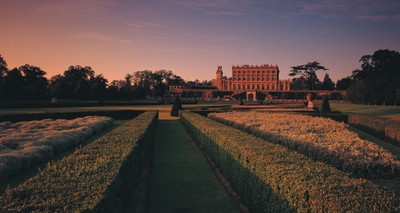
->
1, 49, 399, 104
0, 54, 185, 102
288, 49, 400, 105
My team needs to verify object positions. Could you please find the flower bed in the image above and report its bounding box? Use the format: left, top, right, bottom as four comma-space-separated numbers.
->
208, 111, 400, 179
0, 116, 113, 183
181, 111, 400, 212
0, 111, 157, 212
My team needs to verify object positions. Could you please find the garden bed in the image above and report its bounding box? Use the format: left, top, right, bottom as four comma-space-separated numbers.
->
0, 116, 113, 183
208, 111, 400, 179
181, 111, 400, 212
0, 111, 157, 212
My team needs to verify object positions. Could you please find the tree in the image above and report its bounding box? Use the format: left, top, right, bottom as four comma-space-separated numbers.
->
289, 61, 328, 90
321, 73, 335, 90
256, 90, 266, 104
3, 68, 24, 99
19, 64, 48, 99
49, 74, 68, 98
0, 54, 8, 99
336, 77, 353, 90
64, 65, 95, 99
89, 74, 108, 102
290, 77, 308, 90
347, 49, 400, 105
124, 74, 133, 101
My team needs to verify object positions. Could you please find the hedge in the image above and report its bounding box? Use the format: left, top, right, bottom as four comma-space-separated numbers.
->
209, 111, 400, 179
0, 111, 158, 212
180, 111, 400, 212
0, 110, 144, 122
349, 114, 400, 145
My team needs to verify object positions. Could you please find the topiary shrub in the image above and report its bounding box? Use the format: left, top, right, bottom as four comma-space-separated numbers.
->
170, 95, 183, 116
321, 96, 331, 114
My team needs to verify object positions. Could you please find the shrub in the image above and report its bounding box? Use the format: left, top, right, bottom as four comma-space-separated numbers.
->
320, 96, 331, 114
208, 111, 400, 179
0, 111, 158, 212
180, 111, 400, 212
348, 114, 400, 145
170, 95, 182, 116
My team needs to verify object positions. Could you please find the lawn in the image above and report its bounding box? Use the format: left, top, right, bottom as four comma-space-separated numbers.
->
149, 120, 240, 213
330, 102, 400, 117
349, 126, 400, 193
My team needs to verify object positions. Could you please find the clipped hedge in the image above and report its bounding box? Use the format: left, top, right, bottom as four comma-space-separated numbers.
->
349, 114, 400, 145
180, 111, 400, 213
209, 111, 400, 179
0, 111, 158, 212
0, 110, 144, 122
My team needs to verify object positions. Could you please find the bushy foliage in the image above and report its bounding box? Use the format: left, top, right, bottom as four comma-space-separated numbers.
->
0, 112, 157, 212
208, 111, 400, 179
320, 96, 331, 114
349, 114, 400, 145
348, 49, 400, 105
0, 116, 113, 183
170, 95, 182, 116
180, 111, 400, 212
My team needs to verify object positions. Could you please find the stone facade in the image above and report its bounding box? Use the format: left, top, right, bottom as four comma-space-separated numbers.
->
212, 64, 290, 93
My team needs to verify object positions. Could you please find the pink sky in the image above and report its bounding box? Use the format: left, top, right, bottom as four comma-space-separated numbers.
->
1, 0, 399, 82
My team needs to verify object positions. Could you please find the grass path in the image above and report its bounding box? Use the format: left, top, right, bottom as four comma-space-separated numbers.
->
348, 126, 400, 194
149, 120, 240, 213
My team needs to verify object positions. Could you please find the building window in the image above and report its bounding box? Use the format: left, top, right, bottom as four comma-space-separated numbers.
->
257, 84, 260, 89
267, 84, 270, 90
272, 84, 275, 90
247, 84, 250, 89
252, 84, 255, 89
262, 85, 264, 90
233, 84, 236, 89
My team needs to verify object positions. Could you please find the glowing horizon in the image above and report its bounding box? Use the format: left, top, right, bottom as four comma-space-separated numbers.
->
1, 0, 399, 82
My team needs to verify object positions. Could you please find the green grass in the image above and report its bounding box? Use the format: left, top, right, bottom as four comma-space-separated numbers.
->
330, 103, 400, 117
149, 120, 239, 213
348, 126, 400, 194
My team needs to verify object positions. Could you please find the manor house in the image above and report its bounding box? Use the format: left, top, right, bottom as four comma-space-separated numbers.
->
212, 64, 291, 93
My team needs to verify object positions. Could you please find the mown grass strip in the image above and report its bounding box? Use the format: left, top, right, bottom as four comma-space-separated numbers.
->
149, 120, 240, 213
180, 111, 400, 212
0, 111, 158, 212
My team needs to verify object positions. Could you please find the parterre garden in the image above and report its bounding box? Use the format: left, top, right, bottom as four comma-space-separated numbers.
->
0, 102, 399, 212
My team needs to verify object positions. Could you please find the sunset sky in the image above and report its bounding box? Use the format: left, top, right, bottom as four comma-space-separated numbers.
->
1, 0, 399, 82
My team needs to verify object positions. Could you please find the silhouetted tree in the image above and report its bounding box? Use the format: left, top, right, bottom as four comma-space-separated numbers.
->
19, 64, 48, 99
3, 68, 24, 99
256, 90, 266, 104
336, 76, 353, 90
49, 74, 68, 99
89, 74, 108, 102
290, 77, 308, 90
0, 54, 8, 99
348, 49, 400, 104
321, 73, 335, 90
289, 61, 328, 90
